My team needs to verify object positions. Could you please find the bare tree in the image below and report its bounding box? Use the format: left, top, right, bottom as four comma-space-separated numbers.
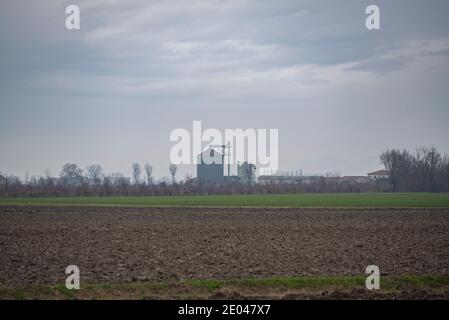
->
0, 172, 5, 194
380, 147, 446, 192
107, 173, 130, 187
85, 165, 104, 186
132, 163, 141, 185
60, 163, 83, 186
441, 154, 449, 191
169, 164, 178, 184
380, 149, 411, 192
144, 163, 153, 185
414, 146, 443, 192
44, 169, 52, 185
422, 146, 440, 192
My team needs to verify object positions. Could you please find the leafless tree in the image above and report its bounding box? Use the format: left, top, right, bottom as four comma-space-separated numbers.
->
380, 147, 447, 192
0, 172, 5, 194
380, 149, 411, 192
144, 163, 153, 185
44, 169, 52, 185
417, 146, 441, 192
169, 164, 178, 184
85, 165, 104, 186
60, 163, 83, 186
415, 146, 442, 192
132, 163, 141, 185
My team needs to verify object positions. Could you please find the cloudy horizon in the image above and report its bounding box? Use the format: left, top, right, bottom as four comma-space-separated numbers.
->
1, 0, 449, 180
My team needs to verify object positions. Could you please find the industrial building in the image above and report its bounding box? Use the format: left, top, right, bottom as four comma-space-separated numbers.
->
237, 161, 257, 185
197, 148, 225, 184
196, 147, 257, 185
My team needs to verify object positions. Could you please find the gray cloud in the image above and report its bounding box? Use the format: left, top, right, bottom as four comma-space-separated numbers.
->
1, 0, 449, 179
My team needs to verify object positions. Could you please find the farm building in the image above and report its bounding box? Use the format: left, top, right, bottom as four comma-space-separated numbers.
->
367, 170, 390, 180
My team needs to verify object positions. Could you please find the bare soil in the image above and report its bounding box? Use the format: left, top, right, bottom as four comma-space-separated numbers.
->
1, 206, 449, 289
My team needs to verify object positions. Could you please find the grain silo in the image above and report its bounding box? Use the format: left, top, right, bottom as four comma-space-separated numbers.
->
196, 148, 224, 184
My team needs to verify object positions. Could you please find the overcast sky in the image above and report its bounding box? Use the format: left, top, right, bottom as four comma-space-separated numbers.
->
1, 0, 449, 180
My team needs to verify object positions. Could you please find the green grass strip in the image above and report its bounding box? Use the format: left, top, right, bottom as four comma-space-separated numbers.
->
1, 193, 449, 208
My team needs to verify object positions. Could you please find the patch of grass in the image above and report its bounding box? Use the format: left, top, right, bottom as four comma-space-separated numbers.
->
82, 282, 167, 290
12, 290, 26, 300
239, 276, 366, 288
0, 286, 54, 300
1, 193, 449, 208
184, 279, 224, 291
1, 275, 449, 299
394, 275, 449, 289
54, 284, 76, 298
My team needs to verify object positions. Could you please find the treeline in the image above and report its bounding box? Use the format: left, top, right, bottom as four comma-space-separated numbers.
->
380, 146, 449, 192
0, 160, 384, 197
0, 176, 383, 198
1, 146, 448, 197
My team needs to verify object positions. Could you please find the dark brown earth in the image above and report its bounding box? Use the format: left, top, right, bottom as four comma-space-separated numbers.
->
1, 206, 449, 287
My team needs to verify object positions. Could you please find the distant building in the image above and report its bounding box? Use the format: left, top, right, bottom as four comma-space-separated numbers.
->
340, 176, 371, 184
367, 170, 390, 180
258, 175, 321, 185
238, 161, 256, 185
197, 148, 224, 184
